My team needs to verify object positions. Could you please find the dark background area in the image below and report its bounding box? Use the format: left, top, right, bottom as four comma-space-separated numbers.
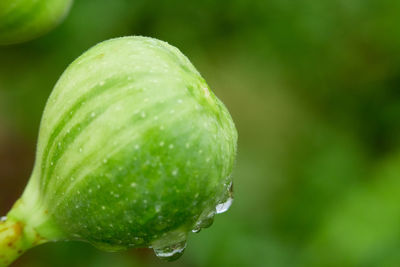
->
1, 0, 400, 266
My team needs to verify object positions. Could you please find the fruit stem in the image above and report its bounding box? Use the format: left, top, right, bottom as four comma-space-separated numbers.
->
0, 216, 43, 266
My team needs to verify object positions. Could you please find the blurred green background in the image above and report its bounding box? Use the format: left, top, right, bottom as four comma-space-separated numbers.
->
1, 0, 400, 266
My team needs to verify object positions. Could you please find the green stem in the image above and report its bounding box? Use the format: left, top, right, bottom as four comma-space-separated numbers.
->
0, 216, 44, 267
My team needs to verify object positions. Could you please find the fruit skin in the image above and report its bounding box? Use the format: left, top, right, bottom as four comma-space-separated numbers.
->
0, 0, 73, 45
7, 36, 238, 252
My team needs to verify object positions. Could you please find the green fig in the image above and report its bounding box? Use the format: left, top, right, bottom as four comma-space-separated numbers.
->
0, 0, 73, 45
0, 36, 237, 266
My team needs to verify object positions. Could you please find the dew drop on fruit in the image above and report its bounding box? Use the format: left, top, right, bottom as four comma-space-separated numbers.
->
153, 240, 187, 261
192, 209, 215, 233
151, 229, 187, 261
215, 182, 234, 214
215, 197, 233, 214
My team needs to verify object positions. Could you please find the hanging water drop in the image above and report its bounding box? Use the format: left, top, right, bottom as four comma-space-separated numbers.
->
151, 229, 187, 261
153, 240, 187, 261
215, 197, 233, 214
192, 209, 215, 233
215, 182, 234, 214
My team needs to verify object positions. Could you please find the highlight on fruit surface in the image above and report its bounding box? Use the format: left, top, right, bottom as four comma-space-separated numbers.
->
0, 36, 237, 266
0, 0, 73, 45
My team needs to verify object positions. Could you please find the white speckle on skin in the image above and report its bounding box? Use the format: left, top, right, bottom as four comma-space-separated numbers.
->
177, 99, 183, 104
170, 109, 175, 114
160, 125, 165, 130
203, 87, 210, 97
172, 169, 178, 176
154, 116, 159, 120
91, 112, 96, 117
185, 143, 190, 148
135, 144, 140, 150
141, 111, 146, 118
101, 206, 106, 210
159, 141, 164, 147
169, 144, 174, 149
99, 81, 105, 86
130, 182, 137, 187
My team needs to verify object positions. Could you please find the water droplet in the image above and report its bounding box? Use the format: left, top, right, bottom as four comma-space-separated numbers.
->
192, 209, 215, 233
215, 198, 233, 214
153, 240, 187, 261
152, 230, 187, 261
215, 182, 234, 214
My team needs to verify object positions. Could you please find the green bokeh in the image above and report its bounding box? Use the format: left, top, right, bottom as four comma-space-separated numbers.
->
1, 0, 400, 266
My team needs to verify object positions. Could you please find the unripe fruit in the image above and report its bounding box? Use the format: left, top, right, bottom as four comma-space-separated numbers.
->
0, 0, 73, 45
0, 36, 237, 266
